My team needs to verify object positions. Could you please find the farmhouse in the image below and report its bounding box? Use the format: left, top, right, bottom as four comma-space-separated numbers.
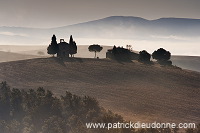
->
57, 39, 70, 58
106, 46, 139, 60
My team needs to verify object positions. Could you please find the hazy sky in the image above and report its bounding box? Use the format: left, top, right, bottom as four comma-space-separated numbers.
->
0, 0, 200, 28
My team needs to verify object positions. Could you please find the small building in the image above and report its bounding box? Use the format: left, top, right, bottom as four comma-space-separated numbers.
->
57, 39, 70, 58
106, 46, 139, 60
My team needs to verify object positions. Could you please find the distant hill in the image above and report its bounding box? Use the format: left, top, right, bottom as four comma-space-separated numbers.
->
0, 16, 200, 44
0, 51, 42, 62
54, 16, 200, 38
171, 56, 200, 72
0, 57, 199, 123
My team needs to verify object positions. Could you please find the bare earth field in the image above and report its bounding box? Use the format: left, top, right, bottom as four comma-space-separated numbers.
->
0, 57, 199, 123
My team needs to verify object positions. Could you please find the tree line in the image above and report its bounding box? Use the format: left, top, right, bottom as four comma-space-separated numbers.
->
138, 48, 172, 65
108, 45, 172, 65
0, 81, 126, 133
0, 82, 199, 133
47, 34, 173, 66
47, 35, 103, 58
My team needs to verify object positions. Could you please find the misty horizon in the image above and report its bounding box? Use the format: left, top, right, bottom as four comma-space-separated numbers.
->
1, 16, 200, 29
0, 1, 200, 131
1, 15, 200, 56
1, 0, 200, 28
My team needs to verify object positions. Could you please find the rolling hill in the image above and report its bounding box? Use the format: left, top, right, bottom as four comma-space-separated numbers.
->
0, 51, 42, 63
53, 16, 200, 39
1, 16, 200, 40
1, 45, 200, 72
0, 16, 200, 55
171, 56, 200, 72
0, 57, 199, 123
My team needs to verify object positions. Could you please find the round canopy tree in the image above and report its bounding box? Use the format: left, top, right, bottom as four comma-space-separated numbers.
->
138, 50, 151, 63
152, 48, 171, 61
88, 44, 103, 58
152, 48, 172, 65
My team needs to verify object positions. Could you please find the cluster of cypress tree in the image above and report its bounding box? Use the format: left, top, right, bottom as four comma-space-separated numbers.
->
47, 35, 77, 57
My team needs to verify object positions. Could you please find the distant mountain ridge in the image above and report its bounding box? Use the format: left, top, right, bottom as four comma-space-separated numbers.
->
51, 16, 200, 38
1, 16, 200, 34
0, 16, 200, 46
68, 16, 200, 29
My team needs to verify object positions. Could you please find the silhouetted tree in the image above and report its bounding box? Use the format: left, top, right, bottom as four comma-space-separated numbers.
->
4, 81, 194, 133
152, 48, 171, 61
69, 35, 77, 57
0, 81, 11, 120
42, 116, 67, 133
152, 48, 172, 65
88, 44, 103, 58
112, 45, 117, 55
47, 35, 58, 57
138, 50, 151, 63
112, 46, 132, 61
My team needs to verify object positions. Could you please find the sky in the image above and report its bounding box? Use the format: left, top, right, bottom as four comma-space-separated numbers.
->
0, 0, 200, 28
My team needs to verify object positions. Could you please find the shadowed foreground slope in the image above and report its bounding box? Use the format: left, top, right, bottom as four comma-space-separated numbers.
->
0, 57, 199, 123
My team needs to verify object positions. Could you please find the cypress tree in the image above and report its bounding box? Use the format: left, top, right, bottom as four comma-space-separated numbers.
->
47, 35, 58, 57
69, 35, 77, 57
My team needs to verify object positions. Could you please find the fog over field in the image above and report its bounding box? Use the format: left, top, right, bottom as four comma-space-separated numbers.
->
0, 16, 200, 56
1, 44, 200, 73
0, 0, 200, 132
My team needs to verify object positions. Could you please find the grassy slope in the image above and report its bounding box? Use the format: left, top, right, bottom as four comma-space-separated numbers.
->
1, 45, 200, 72
0, 57, 199, 123
0, 51, 42, 63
